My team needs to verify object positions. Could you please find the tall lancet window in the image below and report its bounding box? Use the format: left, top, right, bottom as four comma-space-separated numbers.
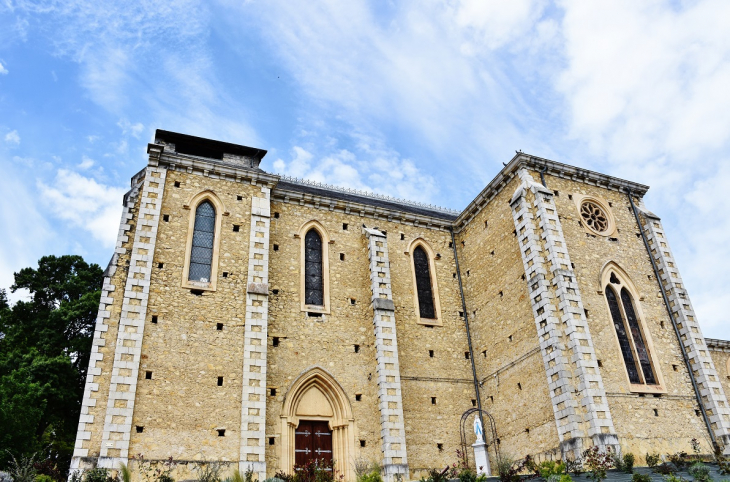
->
189, 201, 216, 282
606, 286, 641, 384
604, 268, 660, 388
413, 246, 435, 319
304, 229, 324, 306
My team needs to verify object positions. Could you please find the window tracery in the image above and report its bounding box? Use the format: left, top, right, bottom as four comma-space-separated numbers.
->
188, 201, 216, 282
413, 246, 435, 319
304, 229, 324, 306
581, 200, 609, 234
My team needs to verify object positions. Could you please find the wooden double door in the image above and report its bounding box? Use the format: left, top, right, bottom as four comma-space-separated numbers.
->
295, 420, 333, 468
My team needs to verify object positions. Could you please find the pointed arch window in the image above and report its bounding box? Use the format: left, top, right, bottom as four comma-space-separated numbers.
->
603, 267, 661, 389
189, 201, 216, 282
304, 229, 324, 306
413, 246, 435, 319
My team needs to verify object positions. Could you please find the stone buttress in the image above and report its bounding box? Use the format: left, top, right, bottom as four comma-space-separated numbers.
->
637, 203, 730, 452
510, 169, 618, 456
239, 185, 272, 478
98, 166, 167, 468
363, 227, 409, 481
69, 170, 146, 474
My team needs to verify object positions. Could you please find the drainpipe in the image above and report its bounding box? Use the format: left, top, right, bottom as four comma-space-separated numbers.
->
449, 228, 486, 436
539, 164, 548, 188
627, 189, 717, 448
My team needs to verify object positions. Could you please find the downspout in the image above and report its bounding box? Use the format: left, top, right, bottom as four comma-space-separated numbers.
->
539, 164, 548, 188
627, 189, 717, 448
449, 228, 486, 436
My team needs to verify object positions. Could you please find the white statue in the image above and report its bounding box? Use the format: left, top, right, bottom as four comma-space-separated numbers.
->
473, 416, 484, 443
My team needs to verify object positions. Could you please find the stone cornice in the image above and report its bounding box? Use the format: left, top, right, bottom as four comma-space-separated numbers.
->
454, 153, 651, 232
707, 338, 730, 352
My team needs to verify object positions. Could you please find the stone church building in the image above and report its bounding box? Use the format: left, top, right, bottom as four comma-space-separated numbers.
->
71, 130, 730, 480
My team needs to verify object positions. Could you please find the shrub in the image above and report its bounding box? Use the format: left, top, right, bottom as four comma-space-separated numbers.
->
35, 476, 54, 482
558, 476, 572, 482
118, 464, 131, 482
192, 460, 224, 482
664, 475, 689, 482
264, 479, 286, 482
6, 452, 38, 482
496, 456, 527, 482
655, 463, 678, 475
359, 472, 382, 482
82, 468, 114, 482
618, 454, 635, 474
689, 462, 711, 482
538, 461, 566, 479
646, 454, 661, 469
565, 459, 583, 477
458, 469, 476, 482
582, 447, 613, 482
631, 474, 650, 482
669, 452, 690, 470
273, 472, 293, 482
133, 455, 176, 482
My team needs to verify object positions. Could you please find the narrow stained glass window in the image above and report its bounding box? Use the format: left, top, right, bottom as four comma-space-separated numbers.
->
621, 288, 656, 384
606, 286, 641, 384
413, 246, 435, 319
304, 229, 324, 306
189, 201, 215, 282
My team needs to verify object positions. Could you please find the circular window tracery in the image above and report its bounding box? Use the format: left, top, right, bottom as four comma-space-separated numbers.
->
581, 200, 610, 234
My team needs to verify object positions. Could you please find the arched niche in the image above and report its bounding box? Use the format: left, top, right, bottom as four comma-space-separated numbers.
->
279, 367, 355, 480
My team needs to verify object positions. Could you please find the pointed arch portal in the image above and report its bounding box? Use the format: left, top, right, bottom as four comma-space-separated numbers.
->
280, 367, 356, 480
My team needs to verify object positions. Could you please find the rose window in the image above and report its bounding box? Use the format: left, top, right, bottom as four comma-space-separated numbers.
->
581, 200, 609, 233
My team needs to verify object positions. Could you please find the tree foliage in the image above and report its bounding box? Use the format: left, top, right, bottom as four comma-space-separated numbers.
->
0, 255, 103, 470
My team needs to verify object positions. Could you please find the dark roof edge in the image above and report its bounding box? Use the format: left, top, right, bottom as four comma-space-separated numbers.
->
155, 129, 267, 160
454, 153, 651, 230
706, 338, 730, 351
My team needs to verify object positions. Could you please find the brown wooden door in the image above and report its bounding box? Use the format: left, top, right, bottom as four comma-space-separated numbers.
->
295, 420, 332, 468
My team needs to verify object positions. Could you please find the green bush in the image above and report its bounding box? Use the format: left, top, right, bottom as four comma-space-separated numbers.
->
458, 469, 476, 482
83, 468, 114, 482
539, 461, 566, 479
558, 475, 573, 482
35, 475, 54, 482
645, 454, 660, 469
622, 454, 635, 474
359, 472, 383, 482
689, 462, 711, 482
631, 473, 650, 482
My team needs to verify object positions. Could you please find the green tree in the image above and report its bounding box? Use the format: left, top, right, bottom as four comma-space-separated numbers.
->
0, 255, 103, 471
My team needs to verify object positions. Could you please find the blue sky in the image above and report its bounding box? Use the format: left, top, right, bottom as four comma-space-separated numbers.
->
0, 0, 728, 339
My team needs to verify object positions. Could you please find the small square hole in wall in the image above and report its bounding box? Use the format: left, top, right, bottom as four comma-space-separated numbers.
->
151, 315, 158, 324
461, 241, 466, 247
553, 190, 559, 196
431, 397, 437, 405
653, 409, 659, 417
307, 312, 322, 318
521, 273, 526, 281
696, 409, 701, 416
597, 360, 603, 368
525, 428, 530, 434
274, 212, 280, 218
459, 311, 464, 317
608, 202, 613, 207
272, 289, 279, 295
157, 262, 164, 269
163, 214, 170, 222
673, 364, 678, 372
660, 321, 665, 329
508, 335, 513, 342
354, 344, 360, 353
484, 220, 488, 229
499, 291, 503, 298
482, 350, 487, 358
453, 273, 456, 279
145, 371, 152, 380
350, 298, 356, 305
448, 242, 453, 248
471, 399, 477, 407
355, 394, 362, 401
136, 426, 144, 433
217, 376, 223, 386
584, 309, 590, 318
466, 270, 470, 277
571, 263, 575, 269
191, 289, 203, 296
216, 323, 223, 331
429, 350, 434, 358
517, 382, 522, 390
174, 181, 181, 188
489, 396, 494, 403
233, 225, 240, 232
273, 244, 279, 251
398, 233, 404, 241
237, 195, 243, 201
465, 352, 470, 359
217, 429, 225, 437
269, 437, 275, 445
360, 440, 366, 448
343, 223, 348, 230
568, 194, 573, 200
222, 272, 228, 278
273, 337, 280, 347
437, 443, 443, 452
490, 250, 495, 256
270, 388, 277, 396
653, 394, 662, 398
513, 229, 517, 237
340, 253, 345, 261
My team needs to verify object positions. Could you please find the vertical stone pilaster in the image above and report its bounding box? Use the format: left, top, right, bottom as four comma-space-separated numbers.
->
98, 167, 167, 468
510, 169, 617, 457
638, 205, 730, 451
363, 227, 409, 481
70, 174, 145, 475
239, 186, 271, 479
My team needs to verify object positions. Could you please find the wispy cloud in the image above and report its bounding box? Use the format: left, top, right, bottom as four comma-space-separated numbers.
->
0, 61, 8, 75
38, 169, 126, 248
4, 130, 20, 145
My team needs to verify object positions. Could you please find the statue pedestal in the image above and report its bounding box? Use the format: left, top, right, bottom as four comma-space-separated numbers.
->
472, 441, 491, 476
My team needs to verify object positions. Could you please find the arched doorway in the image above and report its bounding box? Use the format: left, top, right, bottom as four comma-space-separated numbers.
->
280, 367, 356, 481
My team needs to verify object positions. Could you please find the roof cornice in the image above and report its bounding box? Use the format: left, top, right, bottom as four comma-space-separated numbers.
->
454, 153, 651, 231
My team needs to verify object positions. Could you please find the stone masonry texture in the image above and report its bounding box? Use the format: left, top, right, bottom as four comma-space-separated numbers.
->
70, 131, 730, 480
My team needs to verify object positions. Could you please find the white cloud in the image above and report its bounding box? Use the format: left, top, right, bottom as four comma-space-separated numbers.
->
4, 130, 20, 145
38, 169, 126, 248
117, 118, 144, 138
77, 156, 95, 170
0, 61, 8, 75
